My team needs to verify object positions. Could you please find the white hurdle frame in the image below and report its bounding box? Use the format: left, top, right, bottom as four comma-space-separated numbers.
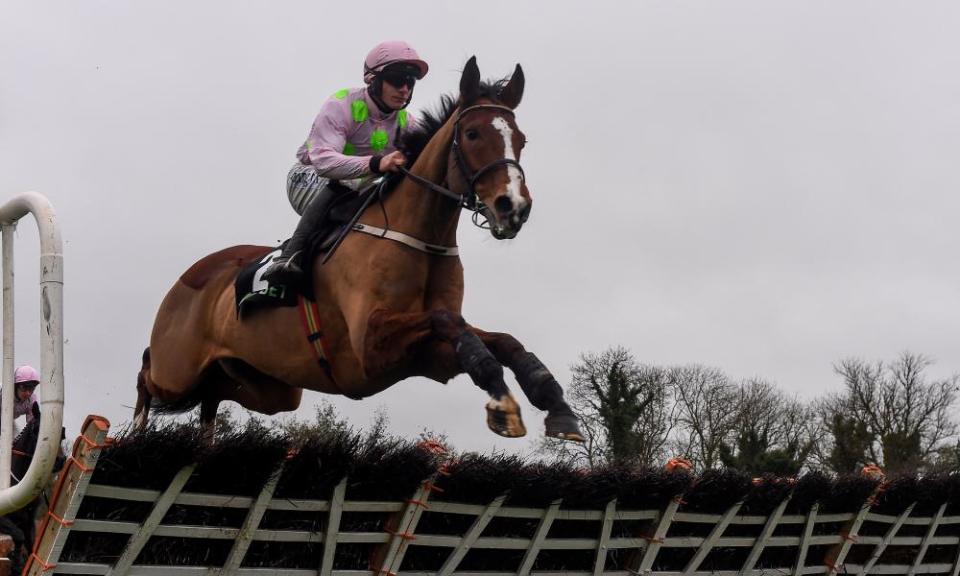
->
0, 192, 65, 514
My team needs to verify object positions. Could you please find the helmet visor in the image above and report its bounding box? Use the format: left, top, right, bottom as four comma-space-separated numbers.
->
16, 380, 38, 392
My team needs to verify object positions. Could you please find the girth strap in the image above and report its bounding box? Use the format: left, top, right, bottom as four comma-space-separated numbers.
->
351, 222, 459, 256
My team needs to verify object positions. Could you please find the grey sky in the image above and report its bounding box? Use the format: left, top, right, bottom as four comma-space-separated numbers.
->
2, 1, 959, 454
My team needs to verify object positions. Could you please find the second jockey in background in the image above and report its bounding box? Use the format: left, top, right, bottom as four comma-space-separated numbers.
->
263, 40, 428, 286
2, 365, 40, 427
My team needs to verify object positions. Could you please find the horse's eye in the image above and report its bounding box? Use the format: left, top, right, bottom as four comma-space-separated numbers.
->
465, 129, 480, 141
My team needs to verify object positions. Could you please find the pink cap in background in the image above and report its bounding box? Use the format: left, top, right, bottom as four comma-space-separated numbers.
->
14, 365, 40, 385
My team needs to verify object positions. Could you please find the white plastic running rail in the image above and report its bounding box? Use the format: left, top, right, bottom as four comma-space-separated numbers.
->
0, 192, 65, 515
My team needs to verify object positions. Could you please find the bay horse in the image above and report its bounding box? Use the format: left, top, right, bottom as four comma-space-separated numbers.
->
135, 57, 583, 443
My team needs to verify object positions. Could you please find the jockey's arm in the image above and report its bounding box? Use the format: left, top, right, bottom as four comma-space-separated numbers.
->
302, 99, 378, 181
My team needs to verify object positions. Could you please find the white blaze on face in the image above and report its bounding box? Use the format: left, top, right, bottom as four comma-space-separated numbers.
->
491, 116, 525, 207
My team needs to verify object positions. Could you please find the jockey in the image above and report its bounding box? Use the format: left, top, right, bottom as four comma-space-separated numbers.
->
2, 365, 40, 424
263, 40, 429, 286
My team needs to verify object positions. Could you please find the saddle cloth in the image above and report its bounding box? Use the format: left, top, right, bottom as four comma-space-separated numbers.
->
234, 248, 296, 316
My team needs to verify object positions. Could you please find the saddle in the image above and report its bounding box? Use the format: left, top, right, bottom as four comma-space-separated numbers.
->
307, 181, 376, 258
235, 179, 390, 317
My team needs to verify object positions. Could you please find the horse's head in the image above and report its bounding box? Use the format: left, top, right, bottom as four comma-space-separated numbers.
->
452, 57, 529, 240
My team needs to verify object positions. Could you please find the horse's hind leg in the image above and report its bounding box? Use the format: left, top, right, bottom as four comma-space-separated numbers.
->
134, 347, 153, 431
199, 396, 220, 445
363, 309, 526, 438
473, 329, 584, 442
193, 358, 303, 443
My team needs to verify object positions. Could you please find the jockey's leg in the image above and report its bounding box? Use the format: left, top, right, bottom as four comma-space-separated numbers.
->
262, 165, 335, 286
473, 329, 584, 442
362, 309, 527, 438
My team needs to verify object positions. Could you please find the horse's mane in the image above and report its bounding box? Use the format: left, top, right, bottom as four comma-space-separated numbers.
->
399, 79, 510, 167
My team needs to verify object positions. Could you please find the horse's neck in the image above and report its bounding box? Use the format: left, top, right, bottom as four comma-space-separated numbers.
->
11, 430, 35, 481
375, 118, 460, 245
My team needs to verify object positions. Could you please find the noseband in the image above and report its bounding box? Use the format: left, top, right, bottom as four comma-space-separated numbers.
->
398, 104, 526, 219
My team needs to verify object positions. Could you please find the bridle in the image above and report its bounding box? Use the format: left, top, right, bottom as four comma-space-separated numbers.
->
397, 103, 526, 228
337, 103, 526, 260
452, 104, 526, 209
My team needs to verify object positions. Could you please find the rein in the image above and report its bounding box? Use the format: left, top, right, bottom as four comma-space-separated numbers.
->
8, 446, 53, 512
9, 430, 34, 484
395, 166, 462, 203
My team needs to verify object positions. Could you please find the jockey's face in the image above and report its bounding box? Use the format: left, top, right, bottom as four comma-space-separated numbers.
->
379, 79, 411, 111
16, 383, 36, 401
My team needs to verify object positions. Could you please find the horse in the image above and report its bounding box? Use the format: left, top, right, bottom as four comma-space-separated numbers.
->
0, 403, 66, 573
135, 57, 583, 444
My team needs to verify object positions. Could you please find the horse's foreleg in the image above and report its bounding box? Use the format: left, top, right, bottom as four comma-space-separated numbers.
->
134, 347, 153, 431
363, 309, 526, 438
472, 329, 584, 442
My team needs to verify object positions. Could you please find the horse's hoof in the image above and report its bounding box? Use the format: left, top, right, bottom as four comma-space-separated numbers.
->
486, 395, 527, 438
545, 410, 585, 443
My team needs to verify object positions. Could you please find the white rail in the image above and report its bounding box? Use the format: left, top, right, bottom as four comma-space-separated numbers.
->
0, 192, 65, 514
35, 464, 960, 576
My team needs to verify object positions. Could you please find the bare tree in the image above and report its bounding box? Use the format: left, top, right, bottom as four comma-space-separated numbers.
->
538, 347, 674, 467
929, 439, 960, 473
720, 379, 818, 475
669, 365, 738, 470
538, 405, 606, 468
820, 352, 960, 473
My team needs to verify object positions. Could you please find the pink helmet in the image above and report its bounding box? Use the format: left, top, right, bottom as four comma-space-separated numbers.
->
364, 41, 429, 85
14, 365, 40, 385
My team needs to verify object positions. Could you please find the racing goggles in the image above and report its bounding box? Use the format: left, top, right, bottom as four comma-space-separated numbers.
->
381, 67, 419, 89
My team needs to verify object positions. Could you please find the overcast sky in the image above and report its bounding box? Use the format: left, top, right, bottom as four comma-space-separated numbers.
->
2, 1, 959, 455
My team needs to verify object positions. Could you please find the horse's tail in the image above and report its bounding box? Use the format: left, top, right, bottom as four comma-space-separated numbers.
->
136, 347, 215, 420
136, 347, 150, 390
150, 387, 207, 415
150, 360, 215, 416
134, 347, 152, 429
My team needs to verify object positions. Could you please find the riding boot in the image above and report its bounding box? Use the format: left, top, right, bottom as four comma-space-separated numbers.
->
262, 188, 333, 286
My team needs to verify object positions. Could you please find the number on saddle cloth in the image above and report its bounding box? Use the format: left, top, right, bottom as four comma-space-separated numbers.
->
235, 249, 299, 317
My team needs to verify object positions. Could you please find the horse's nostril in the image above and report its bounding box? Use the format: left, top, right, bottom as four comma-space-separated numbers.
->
519, 203, 531, 222
494, 196, 514, 216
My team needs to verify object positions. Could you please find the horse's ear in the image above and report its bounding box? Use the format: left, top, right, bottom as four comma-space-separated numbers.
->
499, 64, 525, 109
460, 56, 481, 104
